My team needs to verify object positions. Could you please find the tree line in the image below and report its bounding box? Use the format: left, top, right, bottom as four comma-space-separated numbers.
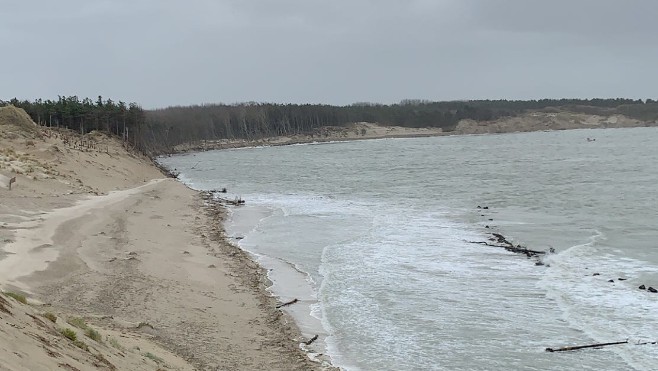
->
3, 97, 658, 155
139, 98, 657, 154
1, 96, 146, 148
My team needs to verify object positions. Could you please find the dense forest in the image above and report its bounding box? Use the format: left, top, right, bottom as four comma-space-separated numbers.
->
139, 98, 658, 153
3, 97, 658, 155
1, 96, 146, 148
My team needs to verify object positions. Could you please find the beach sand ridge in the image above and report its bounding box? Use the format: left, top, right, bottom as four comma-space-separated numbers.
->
0, 106, 327, 370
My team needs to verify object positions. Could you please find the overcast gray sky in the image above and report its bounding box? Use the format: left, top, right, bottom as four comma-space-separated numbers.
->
2, 0, 657, 108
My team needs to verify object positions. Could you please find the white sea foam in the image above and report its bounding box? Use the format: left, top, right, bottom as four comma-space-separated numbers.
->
540, 231, 658, 371
158, 127, 658, 370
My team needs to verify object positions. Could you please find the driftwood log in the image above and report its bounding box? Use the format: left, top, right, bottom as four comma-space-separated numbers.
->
276, 298, 298, 309
465, 232, 546, 258
489, 233, 545, 256
545, 340, 628, 352
304, 335, 319, 346
226, 197, 245, 206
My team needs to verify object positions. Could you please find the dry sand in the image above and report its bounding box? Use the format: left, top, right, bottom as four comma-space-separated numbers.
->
0, 106, 327, 371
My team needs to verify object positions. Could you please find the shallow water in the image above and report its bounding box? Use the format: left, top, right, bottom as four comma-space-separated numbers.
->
159, 127, 658, 370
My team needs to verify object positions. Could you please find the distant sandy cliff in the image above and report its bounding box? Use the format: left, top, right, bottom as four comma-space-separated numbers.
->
171, 110, 656, 153
453, 111, 652, 135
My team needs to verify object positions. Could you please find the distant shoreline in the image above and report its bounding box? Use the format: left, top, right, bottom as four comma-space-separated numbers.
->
170, 122, 446, 154
168, 112, 657, 155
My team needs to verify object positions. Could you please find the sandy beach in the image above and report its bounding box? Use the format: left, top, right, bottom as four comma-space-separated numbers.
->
0, 106, 325, 370
2, 103, 654, 370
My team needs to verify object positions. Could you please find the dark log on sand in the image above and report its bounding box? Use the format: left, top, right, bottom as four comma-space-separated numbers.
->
545, 340, 628, 352
227, 197, 246, 206
304, 335, 319, 346
276, 298, 298, 309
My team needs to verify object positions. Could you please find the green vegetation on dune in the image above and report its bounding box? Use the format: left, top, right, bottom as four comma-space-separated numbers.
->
43, 312, 57, 323
4, 292, 27, 304
66, 316, 88, 329
59, 327, 77, 341
144, 351, 164, 364
1, 96, 145, 148
85, 327, 102, 342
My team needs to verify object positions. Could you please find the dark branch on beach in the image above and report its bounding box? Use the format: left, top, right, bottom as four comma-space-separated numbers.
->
545, 340, 628, 352
303, 335, 319, 346
226, 197, 245, 206
276, 298, 298, 309
200, 191, 245, 206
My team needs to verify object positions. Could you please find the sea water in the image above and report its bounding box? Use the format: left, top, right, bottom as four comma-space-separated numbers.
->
158, 127, 658, 370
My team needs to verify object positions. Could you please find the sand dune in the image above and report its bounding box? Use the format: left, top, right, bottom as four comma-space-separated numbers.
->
0, 106, 326, 370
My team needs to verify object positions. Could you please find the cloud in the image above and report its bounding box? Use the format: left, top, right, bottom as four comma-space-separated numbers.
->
1, 0, 657, 107
471, 0, 658, 44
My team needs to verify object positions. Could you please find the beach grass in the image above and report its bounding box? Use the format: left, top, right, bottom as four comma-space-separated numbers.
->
60, 327, 77, 341
59, 327, 91, 350
108, 337, 125, 351
43, 312, 57, 323
144, 352, 164, 364
4, 292, 27, 304
73, 340, 89, 351
66, 316, 88, 329
85, 328, 102, 342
